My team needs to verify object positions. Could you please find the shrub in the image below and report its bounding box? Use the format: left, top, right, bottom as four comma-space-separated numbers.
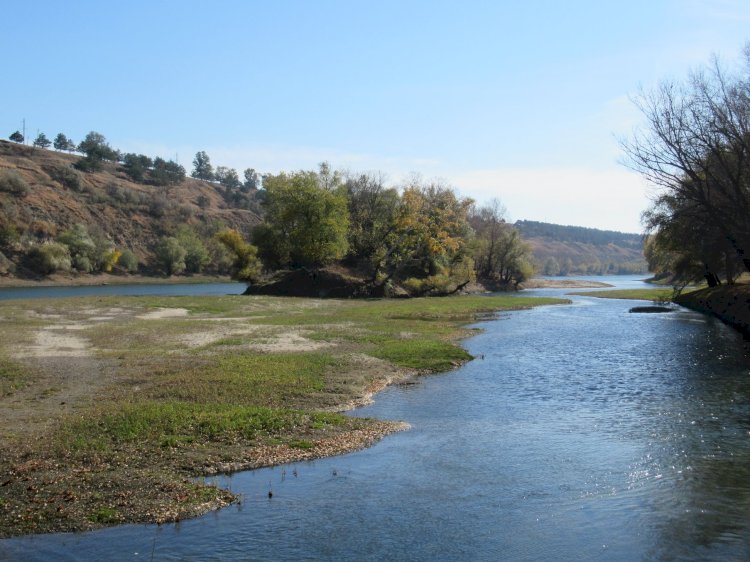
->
118, 249, 139, 273
47, 165, 83, 191
154, 237, 186, 275
0, 171, 29, 196
175, 226, 210, 273
25, 243, 72, 275
0, 250, 15, 274
0, 222, 19, 249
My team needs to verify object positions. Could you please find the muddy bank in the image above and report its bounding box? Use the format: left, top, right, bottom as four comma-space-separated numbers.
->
674, 284, 750, 339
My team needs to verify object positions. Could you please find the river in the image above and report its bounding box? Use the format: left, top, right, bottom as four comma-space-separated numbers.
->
1, 276, 749, 561
0, 282, 246, 301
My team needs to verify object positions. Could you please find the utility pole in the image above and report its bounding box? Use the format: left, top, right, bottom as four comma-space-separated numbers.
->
22, 118, 26, 144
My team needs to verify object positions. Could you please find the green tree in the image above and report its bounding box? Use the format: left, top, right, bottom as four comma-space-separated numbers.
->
255, 170, 350, 268
191, 151, 214, 181
149, 157, 185, 186
121, 153, 153, 182
57, 224, 119, 273
216, 228, 262, 282
9, 131, 23, 143
375, 181, 475, 295
344, 172, 400, 270
117, 249, 139, 273
243, 168, 259, 191
154, 237, 186, 275
470, 200, 534, 287
33, 132, 51, 149
53, 133, 70, 151
174, 225, 210, 273
57, 224, 97, 272
215, 166, 241, 189
75, 131, 118, 172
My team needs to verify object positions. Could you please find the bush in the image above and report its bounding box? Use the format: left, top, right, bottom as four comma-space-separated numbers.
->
74, 156, 103, 172
47, 165, 83, 191
175, 226, 210, 273
154, 237, 186, 275
0, 250, 15, 275
0, 222, 19, 249
118, 249, 139, 273
0, 171, 29, 196
25, 243, 72, 275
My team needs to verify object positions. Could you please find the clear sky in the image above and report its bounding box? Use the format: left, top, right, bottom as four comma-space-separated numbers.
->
4, 1, 750, 232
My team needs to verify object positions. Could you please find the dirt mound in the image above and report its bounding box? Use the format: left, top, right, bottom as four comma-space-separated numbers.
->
245, 267, 375, 298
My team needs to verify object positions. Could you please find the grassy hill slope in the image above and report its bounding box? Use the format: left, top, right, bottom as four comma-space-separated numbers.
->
515, 220, 647, 275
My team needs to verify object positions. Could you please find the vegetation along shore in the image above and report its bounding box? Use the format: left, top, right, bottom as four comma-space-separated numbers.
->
0, 293, 566, 537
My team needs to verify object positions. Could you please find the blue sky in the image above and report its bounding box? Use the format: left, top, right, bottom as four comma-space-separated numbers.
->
4, 1, 750, 232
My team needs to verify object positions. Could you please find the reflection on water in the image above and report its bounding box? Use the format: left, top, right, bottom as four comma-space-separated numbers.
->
2, 276, 749, 561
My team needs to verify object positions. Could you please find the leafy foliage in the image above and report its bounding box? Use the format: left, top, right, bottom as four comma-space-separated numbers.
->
121, 153, 153, 182
154, 237, 187, 275
149, 157, 185, 186
215, 166, 241, 189
53, 133, 72, 151
255, 168, 350, 268
8, 131, 23, 143
216, 228, 262, 282
75, 131, 119, 172
174, 225, 210, 273
24, 243, 71, 274
470, 200, 534, 287
32, 133, 51, 149
191, 151, 214, 181
117, 249, 139, 273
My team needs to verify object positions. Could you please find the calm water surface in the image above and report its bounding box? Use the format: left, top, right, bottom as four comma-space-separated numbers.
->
2, 276, 749, 561
0, 282, 246, 300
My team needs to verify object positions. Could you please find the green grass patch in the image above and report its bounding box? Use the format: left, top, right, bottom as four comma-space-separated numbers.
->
88, 507, 120, 525
0, 354, 28, 396
56, 401, 350, 452
569, 288, 679, 301
370, 338, 472, 370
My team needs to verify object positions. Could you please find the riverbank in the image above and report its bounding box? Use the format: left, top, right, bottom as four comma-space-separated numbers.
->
0, 273, 235, 288
570, 284, 750, 339
0, 293, 566, 537
673, 284, 750, 339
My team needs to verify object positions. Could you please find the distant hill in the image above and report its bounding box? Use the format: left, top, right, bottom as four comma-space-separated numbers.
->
0, 140, 262, 277
514, 220, 647, 275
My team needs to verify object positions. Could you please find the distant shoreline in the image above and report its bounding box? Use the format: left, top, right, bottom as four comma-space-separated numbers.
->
519, 278, 614, 289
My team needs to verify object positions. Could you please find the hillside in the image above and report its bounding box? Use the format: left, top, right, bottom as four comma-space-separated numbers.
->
514, 220, 647, 275
0, 140, 262, 278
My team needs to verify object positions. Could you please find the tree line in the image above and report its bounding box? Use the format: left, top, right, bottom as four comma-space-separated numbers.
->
231, 164, 533, 295
5, 128, 533, 292
624, 44, 750, 287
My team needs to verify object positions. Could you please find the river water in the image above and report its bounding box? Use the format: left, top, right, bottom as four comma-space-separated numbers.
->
2, 276, 749, 561
0, 282, 246, 301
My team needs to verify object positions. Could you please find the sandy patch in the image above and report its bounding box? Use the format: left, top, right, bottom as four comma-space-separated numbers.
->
250, 331, 332, 353
136, 308, 189, 320
179, 325, 265, 348
23, 329, 91, 358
